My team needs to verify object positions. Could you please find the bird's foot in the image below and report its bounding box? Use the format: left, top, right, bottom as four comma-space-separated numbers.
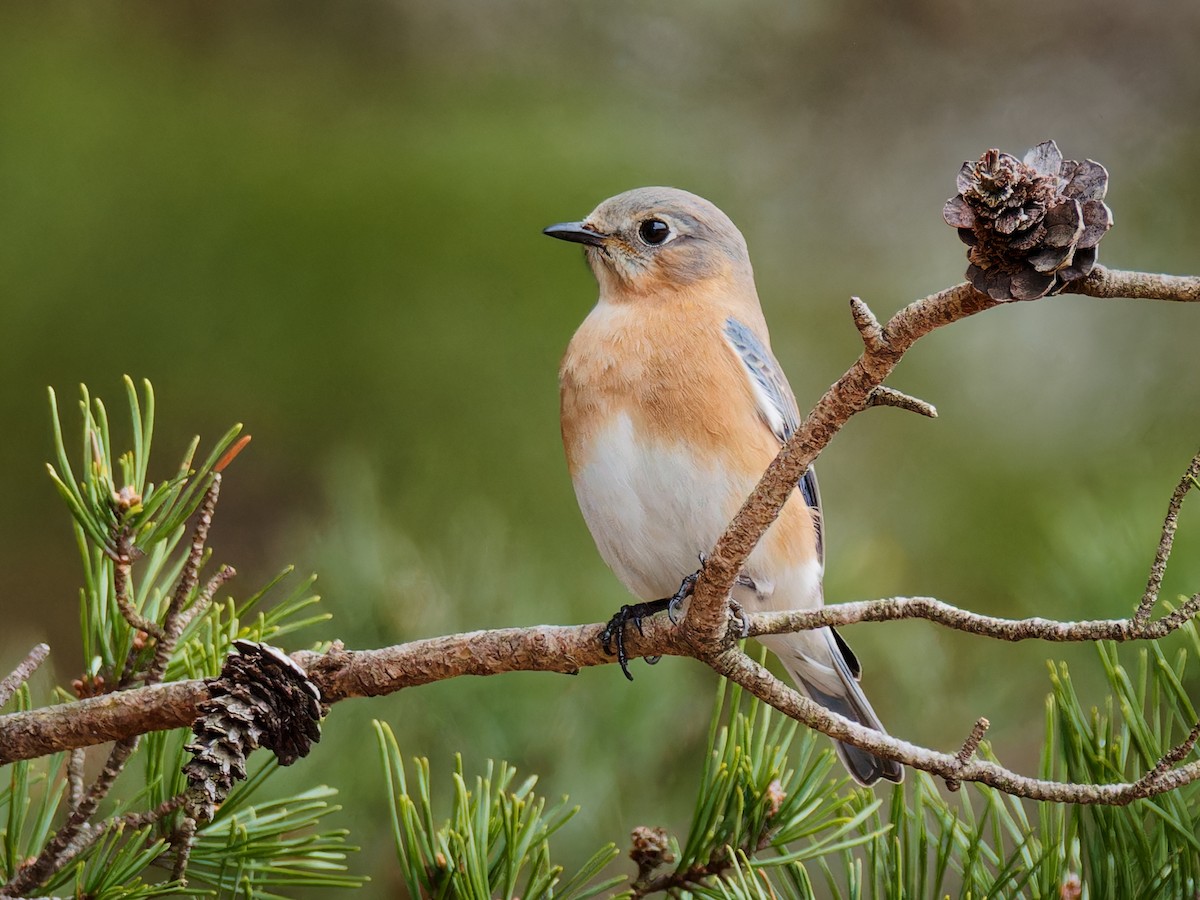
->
667, 553, 708, 624
666, 571, 700, 625
665, 554, 757, 622
603, 556, 749, 680
601, 599, 671, 681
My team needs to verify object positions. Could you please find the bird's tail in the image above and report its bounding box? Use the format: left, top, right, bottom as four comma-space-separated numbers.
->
765, 628, 903, 786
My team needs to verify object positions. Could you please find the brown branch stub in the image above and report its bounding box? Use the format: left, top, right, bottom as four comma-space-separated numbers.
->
946, 717, 991, 792
1135, 450, 1200, 627
850, 296, 887, 352
867, 386, 938, 418
0, 643, 50, 708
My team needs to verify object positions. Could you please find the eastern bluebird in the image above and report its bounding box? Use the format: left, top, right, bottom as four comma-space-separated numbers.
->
544, 187, 903, 785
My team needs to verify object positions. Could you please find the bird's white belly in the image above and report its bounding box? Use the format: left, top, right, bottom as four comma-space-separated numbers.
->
571, 411, 825, 616
570, 412, 742, 599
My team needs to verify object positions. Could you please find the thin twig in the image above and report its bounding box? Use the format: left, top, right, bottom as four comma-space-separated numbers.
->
946, 717, 990, 791
117, 794, 185, 830
170, 816, 197, 884
173, 566, 236, 636
850, 295, 887, 352
112, 532, 163, 642
742, 596, 1200, 643
147, 474, 223, 685
67, 749, 85, 811
0, 644, 50, 708
1147, 721, 1200, 781
1135, 450, 1200, 626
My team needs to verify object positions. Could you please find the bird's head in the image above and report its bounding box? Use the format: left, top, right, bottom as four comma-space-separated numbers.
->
543, 187, 755, 301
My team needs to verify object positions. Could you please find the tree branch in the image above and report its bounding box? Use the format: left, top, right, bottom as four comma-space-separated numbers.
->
0, 644, 50, 708
1071, 267, 1200, 302
741, 594, 1200, 643
3, 577, 1200, 805
707, 650, 1200, 805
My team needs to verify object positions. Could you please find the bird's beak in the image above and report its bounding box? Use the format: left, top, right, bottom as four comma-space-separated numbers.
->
542, 221, 607, 247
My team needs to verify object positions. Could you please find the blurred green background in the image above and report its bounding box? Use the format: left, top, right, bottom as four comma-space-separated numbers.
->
2, 0, 1199, 893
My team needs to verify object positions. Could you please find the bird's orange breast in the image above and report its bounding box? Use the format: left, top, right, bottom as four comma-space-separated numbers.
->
558, 294, 820, 575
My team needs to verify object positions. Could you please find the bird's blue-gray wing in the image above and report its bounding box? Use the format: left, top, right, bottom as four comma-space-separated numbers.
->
723, 316, 823, 563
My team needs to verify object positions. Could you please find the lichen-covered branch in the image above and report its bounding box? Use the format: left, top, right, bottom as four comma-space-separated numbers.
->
742, 593, 1200, 644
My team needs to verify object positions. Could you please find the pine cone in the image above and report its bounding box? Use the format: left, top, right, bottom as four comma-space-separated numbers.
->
943, 140, 1113, 300
182, 640, 322, 822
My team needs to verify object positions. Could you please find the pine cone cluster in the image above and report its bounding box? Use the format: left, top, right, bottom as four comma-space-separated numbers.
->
183, 640, 322, 822
943, 140, 1113, 300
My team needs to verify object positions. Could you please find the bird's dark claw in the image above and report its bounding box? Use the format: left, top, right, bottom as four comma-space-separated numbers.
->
666, 571, 700, 624
600, 557, 717, 679
601, 599, 671, 680
667, 554, 708, 624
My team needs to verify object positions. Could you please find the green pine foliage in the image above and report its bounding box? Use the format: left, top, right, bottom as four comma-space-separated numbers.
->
374, 720, 624, 900
0, 380, 364, 898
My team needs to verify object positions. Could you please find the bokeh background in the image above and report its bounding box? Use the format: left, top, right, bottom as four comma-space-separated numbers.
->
2, 0, 1199, 894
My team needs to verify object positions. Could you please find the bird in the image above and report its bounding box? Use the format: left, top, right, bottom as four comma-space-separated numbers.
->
543, 186, 903, 785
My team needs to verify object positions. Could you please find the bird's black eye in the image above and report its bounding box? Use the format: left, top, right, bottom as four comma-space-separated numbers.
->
638, 218, 670, 246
